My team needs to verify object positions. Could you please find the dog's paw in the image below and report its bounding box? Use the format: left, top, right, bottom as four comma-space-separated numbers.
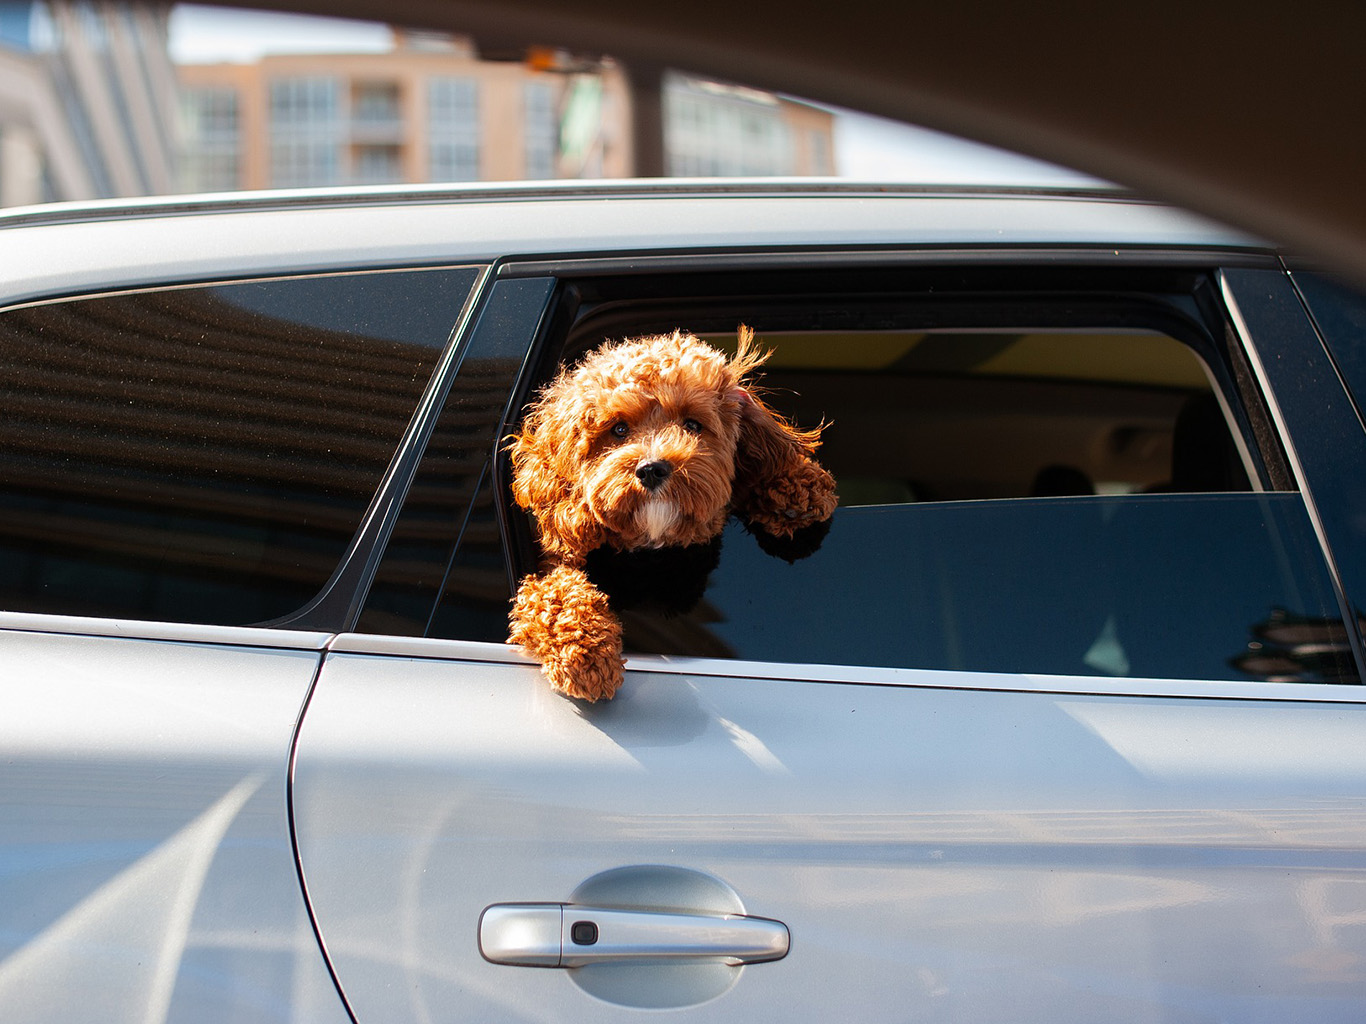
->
743, 458, 837, 539
542, 644, 626, 702
510, 565, 626, 701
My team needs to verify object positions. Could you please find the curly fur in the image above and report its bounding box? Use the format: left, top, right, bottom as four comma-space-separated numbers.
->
507, 327, 836, 701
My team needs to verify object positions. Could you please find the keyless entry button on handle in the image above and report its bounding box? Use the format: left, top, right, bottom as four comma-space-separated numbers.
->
479, 903, 789, 967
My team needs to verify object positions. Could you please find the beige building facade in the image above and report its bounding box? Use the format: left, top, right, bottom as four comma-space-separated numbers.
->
178, 36, 836, 191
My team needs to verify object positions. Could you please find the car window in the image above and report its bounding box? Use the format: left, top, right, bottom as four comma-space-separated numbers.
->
1291, 271, 1366, 431
574, 324, 1345, 683
698, 327, 1248, 502
0, 267, 479, 625
370, 267, 1355, 684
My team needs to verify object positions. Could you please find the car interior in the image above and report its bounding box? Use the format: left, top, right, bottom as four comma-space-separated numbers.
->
548, 265, 1264, 509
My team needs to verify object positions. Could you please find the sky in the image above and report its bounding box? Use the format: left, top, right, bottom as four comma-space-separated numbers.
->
167, 4, 1102, 187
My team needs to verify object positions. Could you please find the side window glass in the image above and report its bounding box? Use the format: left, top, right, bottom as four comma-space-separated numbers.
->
0, 268, 480, 625
1292, 271, 1366, 430
489, 317, 1353, 685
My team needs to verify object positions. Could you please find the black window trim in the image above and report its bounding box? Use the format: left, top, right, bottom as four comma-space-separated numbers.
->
496, 245, 1282, 280
1220, 268, 1366, 681
266, 263, 493, 632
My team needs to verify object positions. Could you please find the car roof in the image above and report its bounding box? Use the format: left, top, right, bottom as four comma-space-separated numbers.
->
0, 181, 1265, 305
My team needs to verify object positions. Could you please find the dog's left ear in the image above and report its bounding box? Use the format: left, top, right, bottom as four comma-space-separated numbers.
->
507, 389, 606, 566
728, 327, 838, 556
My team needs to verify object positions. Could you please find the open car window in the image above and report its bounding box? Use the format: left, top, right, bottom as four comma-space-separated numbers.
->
696, 327, 1249, 504
364, 266, 1355, 685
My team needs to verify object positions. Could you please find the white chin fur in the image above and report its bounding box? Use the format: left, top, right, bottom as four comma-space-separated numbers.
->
638, 499, 680, 546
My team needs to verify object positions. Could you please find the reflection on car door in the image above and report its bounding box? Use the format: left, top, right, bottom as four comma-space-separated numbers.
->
293, 639, 1366, 1021
0, 622, 348, 1023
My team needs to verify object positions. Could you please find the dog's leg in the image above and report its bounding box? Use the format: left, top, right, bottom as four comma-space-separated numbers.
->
509, 565, 625, 702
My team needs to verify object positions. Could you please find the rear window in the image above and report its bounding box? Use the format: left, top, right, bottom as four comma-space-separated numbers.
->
0, 267, 479, 625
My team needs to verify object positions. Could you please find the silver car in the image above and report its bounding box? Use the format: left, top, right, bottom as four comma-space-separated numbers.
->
2, 182, 1364, 1022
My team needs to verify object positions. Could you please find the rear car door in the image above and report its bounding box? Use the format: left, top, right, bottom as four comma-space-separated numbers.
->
0, 266, 482, 1022
293, 258, 1366, 1022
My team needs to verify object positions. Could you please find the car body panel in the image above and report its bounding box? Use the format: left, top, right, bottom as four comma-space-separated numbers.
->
0, 621, 348, 1023
0, 184, 1260, 306
294, 640, 1366, 1021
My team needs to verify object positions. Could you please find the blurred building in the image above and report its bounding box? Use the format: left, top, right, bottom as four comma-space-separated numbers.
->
0, 0, 179, 206
666, 75, 835, 177
177, 34, 836, 191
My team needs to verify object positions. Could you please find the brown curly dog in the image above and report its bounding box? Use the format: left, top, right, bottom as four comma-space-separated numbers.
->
506, 326, 837, 701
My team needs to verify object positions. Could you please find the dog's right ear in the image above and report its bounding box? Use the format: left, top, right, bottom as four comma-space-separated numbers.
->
727, 327, 838, 544
507, 395, 605, 565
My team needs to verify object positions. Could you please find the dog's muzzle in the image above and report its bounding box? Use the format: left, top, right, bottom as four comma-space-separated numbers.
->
635, 459, 673, 492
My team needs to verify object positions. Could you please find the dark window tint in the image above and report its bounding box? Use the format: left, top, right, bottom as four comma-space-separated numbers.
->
1292, 271, 1366, 430
0, 268, 479, 625
624, 495, 1350, 683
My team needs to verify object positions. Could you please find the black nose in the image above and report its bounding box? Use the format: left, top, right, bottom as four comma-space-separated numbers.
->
635, 459, 673, 491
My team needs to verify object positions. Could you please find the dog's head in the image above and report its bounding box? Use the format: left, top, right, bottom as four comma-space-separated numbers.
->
509, 327, 831, 565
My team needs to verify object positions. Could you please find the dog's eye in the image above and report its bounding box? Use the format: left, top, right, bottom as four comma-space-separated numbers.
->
609, 421, 630, 439
682, 418, 703, 435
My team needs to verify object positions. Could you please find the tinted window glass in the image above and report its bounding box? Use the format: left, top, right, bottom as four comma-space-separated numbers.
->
1292, 271, 1366, 430
0, 268, 479, 625
593, 325, 1343, 682
628, 495, 1349, 683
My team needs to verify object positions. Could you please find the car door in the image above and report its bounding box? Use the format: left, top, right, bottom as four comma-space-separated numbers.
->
0, 265, 482, 1023
292, 259, 1366, 1022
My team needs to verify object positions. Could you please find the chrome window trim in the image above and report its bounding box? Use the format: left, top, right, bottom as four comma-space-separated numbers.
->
326, 633, 1366, 704
0, 609, 333, 650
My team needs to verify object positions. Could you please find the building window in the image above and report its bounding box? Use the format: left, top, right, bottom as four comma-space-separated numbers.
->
353, 81, 400, 124
808, 128, 832, 176
179, 86, 240, 192
427, 77, 478, 181
665, 75, 795, 177
524, 81, 557, 179
354, 143, 402, 185
269, 76, 342, 187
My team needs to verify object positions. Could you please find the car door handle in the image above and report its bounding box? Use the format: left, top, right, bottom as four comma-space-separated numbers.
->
479, 902, 790, 967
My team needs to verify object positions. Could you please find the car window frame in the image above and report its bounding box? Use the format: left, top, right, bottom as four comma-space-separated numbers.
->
482, 251, 1365, 689
341, 247, 1366, 698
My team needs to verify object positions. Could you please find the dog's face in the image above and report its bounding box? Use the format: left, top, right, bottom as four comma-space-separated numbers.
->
510, 331, 748, 559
